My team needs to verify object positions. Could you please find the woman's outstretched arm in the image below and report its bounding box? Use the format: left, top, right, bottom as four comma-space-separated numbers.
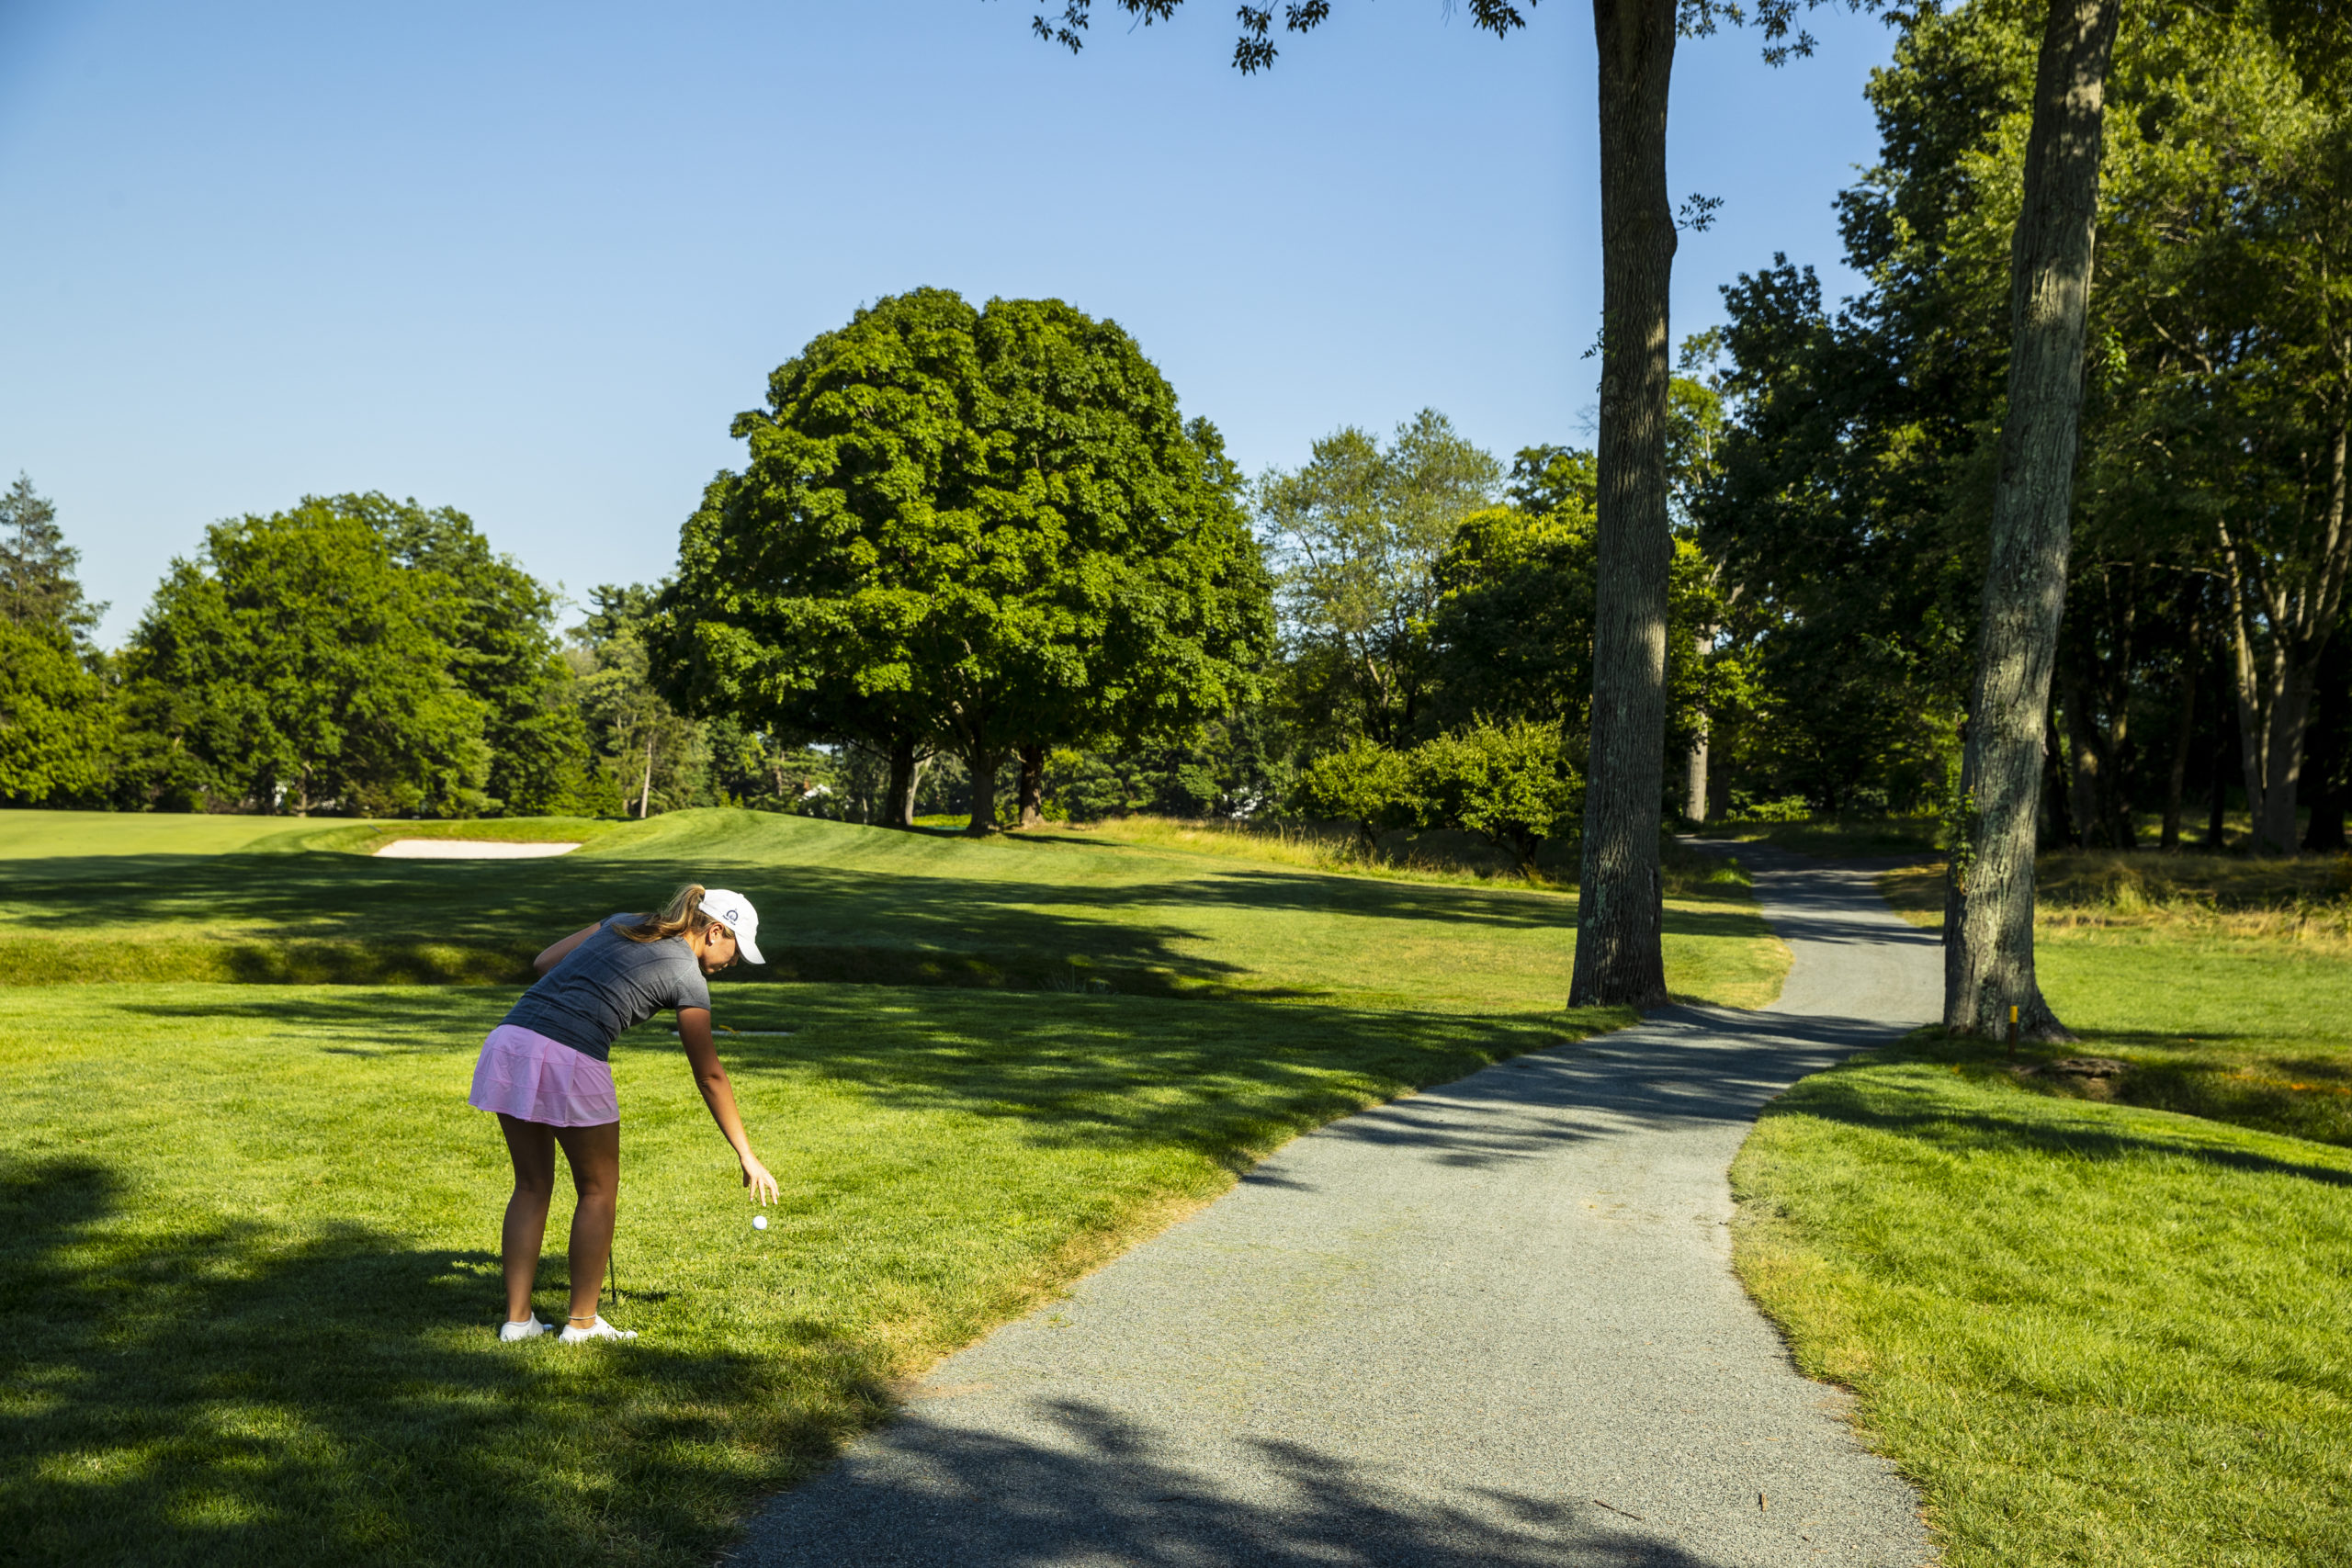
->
677, 1008, 780, 1204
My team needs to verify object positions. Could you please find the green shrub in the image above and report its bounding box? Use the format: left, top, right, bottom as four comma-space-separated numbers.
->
1408, 718, 1577, 868
1295, 737, 1415, 852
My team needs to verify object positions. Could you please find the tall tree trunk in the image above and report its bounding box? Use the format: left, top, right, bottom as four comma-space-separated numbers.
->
637, 737, 655, 820
2257, 665, 2318, 855
2060, 647, 2106, 849
1684, 625, 1713, 823
2208, 664, 2233, 847
965, 743, 1001, 836
1571, 0, 1678, 1010
2041, 708, 2075, 850
2161, 637, 2197, 852
1944, 0, 2120, 1041
2222, 419, 2352, 854
2102, 582, 2136, 849
2221, 534, 2274, 844
2306, 634, 2351, 852
1016, 744, 1046, 829
883, 739, 920, 829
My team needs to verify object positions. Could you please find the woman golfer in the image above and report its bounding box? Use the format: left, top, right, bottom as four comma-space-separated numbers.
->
469, 883, 782, 1342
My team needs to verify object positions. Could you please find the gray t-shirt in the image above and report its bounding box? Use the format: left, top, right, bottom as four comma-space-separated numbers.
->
499, 914, 711, 1063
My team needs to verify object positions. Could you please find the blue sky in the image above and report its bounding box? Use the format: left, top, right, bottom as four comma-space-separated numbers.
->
0, 0, 1900, 647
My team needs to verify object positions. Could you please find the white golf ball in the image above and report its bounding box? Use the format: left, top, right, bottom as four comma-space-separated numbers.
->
752, 1213, 769, 1231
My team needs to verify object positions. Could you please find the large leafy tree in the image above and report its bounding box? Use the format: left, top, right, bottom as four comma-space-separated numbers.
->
655, 288, 1272, 835
1426, 443, 1730, 778
1259, 411, 1499, 749
1709, 0, 2344, 1030
2, 473, 103, 638
0, 623, 116, 807
347, 493, 594, 816
1702, 253, 1977, 817
0, 475, 116, 807
2089, 15, 2352, 856
120, 502, 491, 815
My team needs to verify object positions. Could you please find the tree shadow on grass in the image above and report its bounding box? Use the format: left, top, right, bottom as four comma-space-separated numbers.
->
1763, 1043, 2352, 1190
108, 985, 1600, 1163
0, 1157, 882, 1568
2, 843, 1784, 999
5, 991, 1747, 1568
0, 850, 1576, 938
736, 1396, 1723, 1567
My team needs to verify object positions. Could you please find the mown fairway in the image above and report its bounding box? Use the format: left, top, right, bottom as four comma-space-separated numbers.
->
0, 808, 1783, 1566
1736, 857, 2352, 1566
0, 807, 1786, 1006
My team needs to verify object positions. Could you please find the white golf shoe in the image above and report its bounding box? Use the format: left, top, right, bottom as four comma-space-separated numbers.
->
499, 1317, 550, 1342
559, 1315, 638, 1344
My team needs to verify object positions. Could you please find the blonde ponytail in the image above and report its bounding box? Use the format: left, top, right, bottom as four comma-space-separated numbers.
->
619, 883, 718, 945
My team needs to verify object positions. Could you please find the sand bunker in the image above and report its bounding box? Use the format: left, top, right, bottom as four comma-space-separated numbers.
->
374, 839, 582, 859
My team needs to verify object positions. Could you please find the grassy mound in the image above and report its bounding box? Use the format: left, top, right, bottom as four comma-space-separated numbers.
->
0, 807, 1786, 1007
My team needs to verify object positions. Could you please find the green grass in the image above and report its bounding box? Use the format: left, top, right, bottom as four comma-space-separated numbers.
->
0, 807, 1783, 1007
0, 806, 1790, 1564
1880, 853, 2352, 1144
1736, 853, 2352, 1564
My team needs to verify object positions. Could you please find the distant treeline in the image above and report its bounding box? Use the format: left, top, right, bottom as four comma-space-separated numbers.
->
0, 480, 835, 819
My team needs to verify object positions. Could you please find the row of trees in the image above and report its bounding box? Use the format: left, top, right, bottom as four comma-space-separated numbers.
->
0, 481, 808, 819
634, 288, 1738, 866
1699, 0, 2352, 858
1024, 0, 2350, 1034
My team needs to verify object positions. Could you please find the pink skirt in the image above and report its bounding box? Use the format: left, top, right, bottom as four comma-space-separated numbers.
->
468, 1024, 619, 1127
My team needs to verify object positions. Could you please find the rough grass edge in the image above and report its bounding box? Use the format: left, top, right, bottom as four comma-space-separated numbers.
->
1724, 1041, 1951, 1553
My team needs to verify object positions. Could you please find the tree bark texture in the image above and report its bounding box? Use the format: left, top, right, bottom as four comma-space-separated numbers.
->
1944, 0, 2120, 1041
884, 739, 920, 829
1570, 0, 1678, 1010
1016, 745, 1046, 829
965, 744, 1001, 836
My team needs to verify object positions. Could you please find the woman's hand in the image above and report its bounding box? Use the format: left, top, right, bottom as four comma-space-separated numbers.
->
740, 1151, 780, 1206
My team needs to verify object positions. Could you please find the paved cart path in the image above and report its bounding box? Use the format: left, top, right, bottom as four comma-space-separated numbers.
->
739, 848, 1941, 1567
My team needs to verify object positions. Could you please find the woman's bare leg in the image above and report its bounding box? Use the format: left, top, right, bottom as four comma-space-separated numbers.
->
553, 1121, 621, 1327
497, 1113, 558, 1324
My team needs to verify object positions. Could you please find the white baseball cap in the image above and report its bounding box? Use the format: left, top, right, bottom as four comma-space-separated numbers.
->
697, 889, 765, 964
